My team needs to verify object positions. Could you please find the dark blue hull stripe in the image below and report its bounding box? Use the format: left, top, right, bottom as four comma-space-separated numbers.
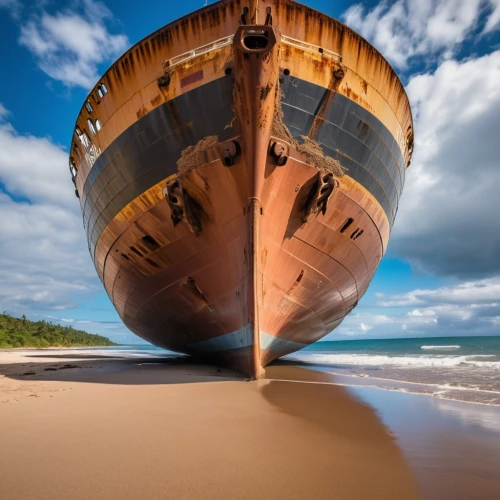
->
81, 76, 405, 259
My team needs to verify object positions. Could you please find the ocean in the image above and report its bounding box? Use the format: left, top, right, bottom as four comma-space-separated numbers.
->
286, 336, 500, 406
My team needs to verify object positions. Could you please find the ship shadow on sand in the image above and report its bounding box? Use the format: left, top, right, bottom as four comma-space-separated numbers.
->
0, 355, 246, 385
2, 355, 371, 386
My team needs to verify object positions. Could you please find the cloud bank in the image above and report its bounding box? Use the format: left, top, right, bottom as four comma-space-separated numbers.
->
391, 50, 500, 279
343, 0, 500, 69
336, 278, 500, 338
0, 105, 99, 313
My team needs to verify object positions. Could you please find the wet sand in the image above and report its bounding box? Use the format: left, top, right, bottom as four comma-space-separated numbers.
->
0, 351, 499, 499
351, 386, 500, 500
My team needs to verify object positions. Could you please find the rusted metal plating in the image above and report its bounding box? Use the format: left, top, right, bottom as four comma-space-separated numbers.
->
232, 23, 280, 202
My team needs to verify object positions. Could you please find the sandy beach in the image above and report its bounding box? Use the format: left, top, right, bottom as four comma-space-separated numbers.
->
1, 350, 500, 499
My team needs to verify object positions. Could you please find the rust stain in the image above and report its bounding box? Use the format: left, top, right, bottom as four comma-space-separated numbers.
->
138, 44, 145, 62
209, 6, 220, 27
200, 12, 208, 30
308, 65, 345, 139
360, 78, 368, 94
173, 23, 181, 42
344, 84, 372, 112
259, 83, 272, 101
144, 42, 152, 61
189, 15, 201, 36
112, 64, 122, 85
136, 106, 148, 119
180, 19, 189, 40
150, 95, 163, 107
121, 58, 130, 76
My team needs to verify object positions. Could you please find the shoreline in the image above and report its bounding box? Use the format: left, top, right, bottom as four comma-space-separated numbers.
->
3, 346, 499, 411
323, 370, 500, 407
4, 345, 500, 406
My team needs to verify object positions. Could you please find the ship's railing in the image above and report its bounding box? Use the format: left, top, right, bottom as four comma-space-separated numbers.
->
164, 33, 342, 69
165, 35, 235, 69
281, 35, 342, 62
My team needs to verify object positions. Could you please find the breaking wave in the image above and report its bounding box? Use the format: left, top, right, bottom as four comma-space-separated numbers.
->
291, 353, 500, 369
421, 345, 461, 350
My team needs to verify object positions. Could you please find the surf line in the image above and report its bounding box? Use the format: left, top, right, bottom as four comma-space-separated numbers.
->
263, 376, 500, 395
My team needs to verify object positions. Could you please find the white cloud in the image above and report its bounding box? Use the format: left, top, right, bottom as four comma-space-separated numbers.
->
0, 116, 76, 208
389, 50, 500, 278
379, 278, 500, 307
337, 313, 395, 336
0, 191, 98, 311
408, 309, 436, 317
484, 0, 500, 33
19, 0, 129, 88
408, 305, 479, 322
331, 278, 500, 338
342, 0, 500, 68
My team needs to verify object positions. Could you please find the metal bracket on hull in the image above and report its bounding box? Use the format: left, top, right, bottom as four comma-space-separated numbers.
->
163, 179, 204, 236
269, 140, 289, 166
316, 172, 338, 215
157, 72, 171, 88
302, 171, 338, 222
265, 7, 272, 26
221, 140, 241, 167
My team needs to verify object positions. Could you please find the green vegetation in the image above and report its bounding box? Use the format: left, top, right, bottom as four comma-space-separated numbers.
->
0, 313, 117, 348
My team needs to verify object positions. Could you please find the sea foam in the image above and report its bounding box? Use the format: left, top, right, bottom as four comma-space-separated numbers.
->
290, 353, 500, 369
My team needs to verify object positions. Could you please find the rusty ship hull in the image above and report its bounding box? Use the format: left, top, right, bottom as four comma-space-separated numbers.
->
69, 0, 413, 378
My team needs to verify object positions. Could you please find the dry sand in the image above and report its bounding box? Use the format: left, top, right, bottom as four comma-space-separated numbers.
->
0, 351, 419, 500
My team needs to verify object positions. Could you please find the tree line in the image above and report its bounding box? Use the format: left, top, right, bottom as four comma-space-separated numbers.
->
0, 313, 116, 348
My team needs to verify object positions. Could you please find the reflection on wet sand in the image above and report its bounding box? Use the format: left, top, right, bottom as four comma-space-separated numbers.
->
350, 386, 500, 500
261, 368, 419, 499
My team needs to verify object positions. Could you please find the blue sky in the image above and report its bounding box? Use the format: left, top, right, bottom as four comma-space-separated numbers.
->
0, 0, 499, 343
